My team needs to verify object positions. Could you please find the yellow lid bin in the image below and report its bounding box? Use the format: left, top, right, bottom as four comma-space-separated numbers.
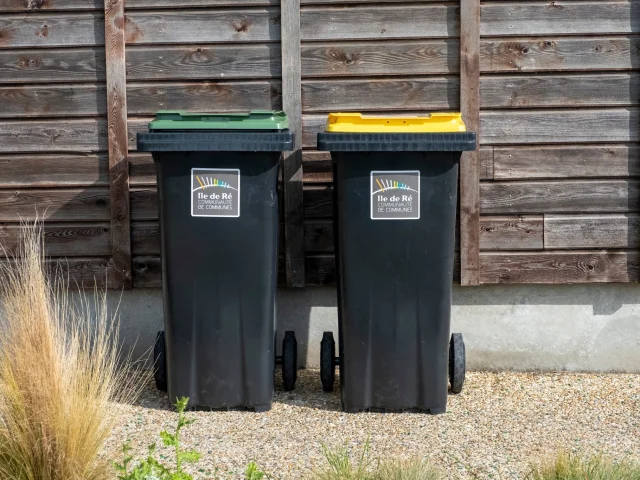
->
325, 112, 467, 133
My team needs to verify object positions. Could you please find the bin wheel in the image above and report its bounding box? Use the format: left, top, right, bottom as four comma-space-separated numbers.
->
449, 333, 466, 394
320, 331, 336, 392
154, 330, 167, 392
282, 331, 297, 391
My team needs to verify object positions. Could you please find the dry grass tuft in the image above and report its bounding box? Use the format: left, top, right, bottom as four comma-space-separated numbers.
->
311, 440, 445, 480
527, 451, 640, 480
0, 222, 147, 480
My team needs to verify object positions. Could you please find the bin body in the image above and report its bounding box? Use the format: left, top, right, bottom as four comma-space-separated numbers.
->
138, 111, 292, 411
318, 113, 476, 413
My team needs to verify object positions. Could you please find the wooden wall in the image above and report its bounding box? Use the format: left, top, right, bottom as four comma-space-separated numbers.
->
0, 0, 637, 287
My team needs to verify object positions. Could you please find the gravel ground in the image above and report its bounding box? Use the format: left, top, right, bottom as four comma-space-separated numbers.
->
106, 370, 640, 479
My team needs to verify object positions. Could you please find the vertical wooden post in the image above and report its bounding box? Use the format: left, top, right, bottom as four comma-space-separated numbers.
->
104, 0, 132, 289
459, 0, 481, 286
281, 0, 305, 287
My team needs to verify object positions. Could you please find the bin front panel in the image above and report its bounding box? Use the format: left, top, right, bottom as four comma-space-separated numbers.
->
333, 151, 459, 413
155, 151, 279, 410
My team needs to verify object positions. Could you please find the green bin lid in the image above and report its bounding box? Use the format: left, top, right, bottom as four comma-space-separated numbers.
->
149, 110, 288, 131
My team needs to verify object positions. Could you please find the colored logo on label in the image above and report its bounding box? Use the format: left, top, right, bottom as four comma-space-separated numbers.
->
191, 168, 240, 218
370, 170, 420, 220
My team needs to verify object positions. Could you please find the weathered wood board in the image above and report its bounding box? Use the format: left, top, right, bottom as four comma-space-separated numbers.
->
480, 181, 640, 215
0, 154, 108, 187
545, 214, 640, 249
0, 188, 110, 221
493, 145, 640, 179
0, 222, 110, 256
480, 251, 640, 284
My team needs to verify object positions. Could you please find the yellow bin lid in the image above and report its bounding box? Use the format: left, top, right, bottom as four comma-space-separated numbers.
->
325, 112, 467, 133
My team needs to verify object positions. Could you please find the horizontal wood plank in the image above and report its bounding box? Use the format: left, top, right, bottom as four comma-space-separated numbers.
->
6, 0, 445, 10
480, 251, 640, 284
0, 48, 105, 84
129, 153, 156, 185
304, 184, 332, 218
0, 154, 108, 187
480, 180, 640, 215
0, 0, 282, 10
301, 39, 457, 77
126, 44, 280, 80
302, 77, 458, 112
481, 2, 637, 36
493, 145, 640, 179
545, 214, 640, 249
0, 119, 106, 153
132, 255, 161, 288
0, 0, 103, 11
132, 220, 159, 255
125, 9, 281, 45
300, 36, 640, 78
130, 188, 157, 220
47, 257, 118, 289
0, 188, 110, 221
127, 81, 281, 115
481, 36, 640, 73
480, 215, 543, 251
0, 13, 104, 49
0, 222, 110, 256
0, 84, 105, 118
481, 73, 639, 108
480, 109, 639, 145
300, 5, 457, 41
18, 74, 633, 118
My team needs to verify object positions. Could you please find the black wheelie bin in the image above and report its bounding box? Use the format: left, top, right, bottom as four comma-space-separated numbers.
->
316, 112, 476, 414
137, 110, 298, 412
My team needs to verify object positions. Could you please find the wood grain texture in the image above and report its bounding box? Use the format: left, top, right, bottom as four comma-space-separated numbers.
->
124, 9, 281, 45
301, 39, 457, 77
480, 215, 543, 251
299, 36, 640, 78
0, 84, 105, 118
131, 256, 161, 288
481, 73, 640, 108
0, 13, 105, 49
0, 222, 110, 257
302, 77, 458, 112
0, 0, 102, 11
493, 145, 640, 180
281, 0, 305, 287
545, 214, 640, 250
481, 2, 638, 36
0, 154, 108, 187
459, 0, 480, 285
480, 180, 640, 215
130, 188, 158, 220
127, 81, 282, 115
3, 0, 445, 9
129, 153, 156, 186
131, 221, 160, 255
480, 251, 640, 284
0, 188, 109, 221
480, 36, 640, 73
0, 48, 105, 84
300, 5, 457, 41
105, 0, 131, 288
481, 109, 640, 145
47, 257, 119, 289
0, 119, 107, 153
303, 184, 332, 218
126, 44, 280, 81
